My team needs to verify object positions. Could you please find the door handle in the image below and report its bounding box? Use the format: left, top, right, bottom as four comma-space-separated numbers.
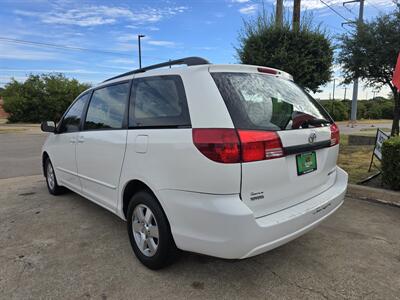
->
77, 136, 84, 143
70, 137, 76, 144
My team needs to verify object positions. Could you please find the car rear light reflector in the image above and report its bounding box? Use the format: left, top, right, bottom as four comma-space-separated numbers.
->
192, 129, 240, 163
330, 123, 340, 146
257, 67, 278, 75
238, 130, 284, 162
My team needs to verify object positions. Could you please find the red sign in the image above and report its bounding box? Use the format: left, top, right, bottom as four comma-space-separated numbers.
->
393, 53, 400, 91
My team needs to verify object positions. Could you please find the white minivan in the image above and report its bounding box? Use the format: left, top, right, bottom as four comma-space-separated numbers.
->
41, 57, 348, 269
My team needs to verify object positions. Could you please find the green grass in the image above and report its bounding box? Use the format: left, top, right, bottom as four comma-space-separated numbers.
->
336, 119, 392, 125
338, 134, 379, 184
359, 127, 391, 132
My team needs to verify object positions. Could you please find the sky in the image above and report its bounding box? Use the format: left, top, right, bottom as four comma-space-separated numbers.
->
0, 0, 397, 99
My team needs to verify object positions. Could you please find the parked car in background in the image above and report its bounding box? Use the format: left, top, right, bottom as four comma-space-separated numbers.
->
41, 57, 348, 269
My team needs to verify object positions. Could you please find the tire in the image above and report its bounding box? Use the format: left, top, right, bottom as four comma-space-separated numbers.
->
44, 158, 65, 195
127, 190, 178, 269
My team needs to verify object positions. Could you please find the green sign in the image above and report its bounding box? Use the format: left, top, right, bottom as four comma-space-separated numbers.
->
296, 151, 317, 176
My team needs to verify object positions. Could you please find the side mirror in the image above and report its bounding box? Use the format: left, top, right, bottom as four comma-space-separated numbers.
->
41, 121, 56, 133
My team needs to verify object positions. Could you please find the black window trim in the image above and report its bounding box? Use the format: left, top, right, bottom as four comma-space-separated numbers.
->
128, 75, 192, 130
56, 91, 93, 134
80, 80, 132, 132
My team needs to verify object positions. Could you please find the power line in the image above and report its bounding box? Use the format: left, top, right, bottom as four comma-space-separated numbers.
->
365, 0, 384, 13
320, 0, 351, 22
0, 36, 170, 61
0, 37, 133, 57
343, 3, 357, 16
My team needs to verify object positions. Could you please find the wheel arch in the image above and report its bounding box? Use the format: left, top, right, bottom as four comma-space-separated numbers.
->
42, 151, 50, 176
121, 179, 167, 221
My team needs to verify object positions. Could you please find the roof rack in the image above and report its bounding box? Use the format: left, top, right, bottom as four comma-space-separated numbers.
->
103, 56, 210, 83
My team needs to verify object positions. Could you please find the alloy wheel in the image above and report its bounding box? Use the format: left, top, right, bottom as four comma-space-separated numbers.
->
132, 204, 159, 257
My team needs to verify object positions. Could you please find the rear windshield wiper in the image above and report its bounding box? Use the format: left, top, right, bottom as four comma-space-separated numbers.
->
301, 118, 331, 127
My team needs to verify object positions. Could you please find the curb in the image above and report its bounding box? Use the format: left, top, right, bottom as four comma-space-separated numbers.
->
347, 184, 400, 207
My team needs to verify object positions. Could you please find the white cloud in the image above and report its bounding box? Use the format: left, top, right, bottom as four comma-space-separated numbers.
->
231, 0, 250, 3
0, 75, 28, 83
147, 40, 176, 47
106, 58, 136, 66
116, 34, 138, 42
0, 44, 58, 60
282, 0, 395, 10
14, 5, 189, 27
195, 46, 217, 51
239, 4, 258, 14
1, 68, 115, 75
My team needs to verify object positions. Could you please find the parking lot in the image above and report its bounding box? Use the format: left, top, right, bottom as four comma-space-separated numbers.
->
1, 131, 400, 299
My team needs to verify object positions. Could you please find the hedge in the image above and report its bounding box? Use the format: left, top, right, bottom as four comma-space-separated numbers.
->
2, 74, 90, 123
381, 136, 400, 190
319, 99, 394, 122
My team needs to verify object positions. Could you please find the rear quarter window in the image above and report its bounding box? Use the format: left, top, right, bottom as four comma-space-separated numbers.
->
129, 75, 191, 128
211, 72, 331, 131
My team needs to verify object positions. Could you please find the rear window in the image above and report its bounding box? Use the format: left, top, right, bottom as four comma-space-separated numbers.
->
211, 72, 331, 131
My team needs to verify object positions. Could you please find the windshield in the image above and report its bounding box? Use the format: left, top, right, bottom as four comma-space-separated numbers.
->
211, 72, 331, 131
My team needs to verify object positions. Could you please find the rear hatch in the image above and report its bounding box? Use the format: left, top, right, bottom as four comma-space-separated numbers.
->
211, 68, 340, 218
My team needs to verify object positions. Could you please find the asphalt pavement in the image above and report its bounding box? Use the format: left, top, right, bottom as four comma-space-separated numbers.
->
1, 129, 400, 299
0, 133, 47, 179
1, 175, 400, 299
337, 121, 393, 135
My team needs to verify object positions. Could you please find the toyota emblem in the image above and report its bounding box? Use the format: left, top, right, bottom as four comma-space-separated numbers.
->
308, 132, 317, 144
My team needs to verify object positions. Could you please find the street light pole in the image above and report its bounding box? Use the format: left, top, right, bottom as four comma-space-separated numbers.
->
138, 34, 145, 69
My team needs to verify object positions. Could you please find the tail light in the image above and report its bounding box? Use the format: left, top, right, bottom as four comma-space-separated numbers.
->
238, 130, 284, 162
192, 129, 240, 163
192, 129, 284, 163
330, 123, 340, 146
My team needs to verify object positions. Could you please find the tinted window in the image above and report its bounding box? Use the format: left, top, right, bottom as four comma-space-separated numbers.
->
85, 83, 129, 130
212, 72, 331, 131
129, 75, 190, 128
59, 93, 89, 133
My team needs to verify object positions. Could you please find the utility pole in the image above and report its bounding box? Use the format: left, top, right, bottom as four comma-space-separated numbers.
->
344, 0, 364, 126
276, 0, 283, 27
137, 34, 145, 69
332, 78, 336, 101
344, 87, 347, 100
293, 0, 301, 31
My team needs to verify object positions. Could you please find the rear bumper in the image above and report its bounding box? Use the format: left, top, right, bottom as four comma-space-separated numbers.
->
158, 167, 348, 259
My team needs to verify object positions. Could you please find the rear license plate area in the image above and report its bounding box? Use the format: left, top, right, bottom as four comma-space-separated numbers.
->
296, 151, 317, 176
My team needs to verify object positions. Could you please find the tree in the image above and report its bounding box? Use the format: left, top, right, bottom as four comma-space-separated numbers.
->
2, 74, 90, 123
236, 12, 333, 93
320, 100, 349, 121
338, 5, 400, 136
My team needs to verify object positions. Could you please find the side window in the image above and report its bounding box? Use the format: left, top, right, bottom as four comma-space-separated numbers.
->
85, 82, 129, 130
58, 93, 89, 133
129, 75, 191, 128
